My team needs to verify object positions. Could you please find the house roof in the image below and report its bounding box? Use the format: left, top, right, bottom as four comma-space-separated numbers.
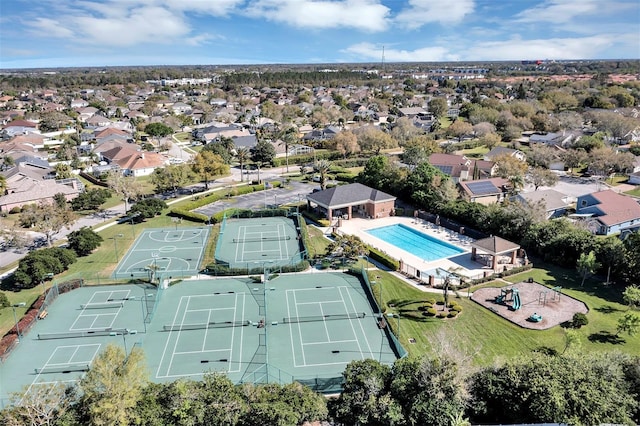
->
517, 189, 571, 212
484, 146, 521, 159
102, 146, 166, 171
472, 235, 520, 255
95, 127, 129, 139
459, 178, 509, 198
0, 179, 79, 207
307, 183, 395, 208
429, 153, 471, 167
4, 119, 37, 128
589, 190, 640, 227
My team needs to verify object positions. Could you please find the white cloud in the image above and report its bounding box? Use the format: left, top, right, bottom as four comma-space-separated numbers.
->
161, 0, 244, 16
343, 42, 457, 61
463, 35, 616, 60
395, 0, 475, 28
244, 0, 390, 31
26, 17, 75, 38
74, 6, 190, 46
185, 33, 221, 46
515, 0, 601, 24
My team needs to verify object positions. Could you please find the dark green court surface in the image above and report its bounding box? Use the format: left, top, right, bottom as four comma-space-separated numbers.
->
1, 272, 402, 403
216, 217, 303, 269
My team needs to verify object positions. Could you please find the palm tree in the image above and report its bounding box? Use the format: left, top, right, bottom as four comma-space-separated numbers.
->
235, 147, 250, 182
0, 174, 6, 195
280, 126, 298, 174
314, 159, 331, 190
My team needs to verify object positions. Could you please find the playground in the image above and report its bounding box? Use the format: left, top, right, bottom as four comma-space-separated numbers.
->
471, 281, 588, 330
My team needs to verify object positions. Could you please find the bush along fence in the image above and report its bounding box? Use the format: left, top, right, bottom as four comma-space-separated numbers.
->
0, 279, 84, 362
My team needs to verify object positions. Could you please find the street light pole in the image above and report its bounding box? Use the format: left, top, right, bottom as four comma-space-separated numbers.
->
113, 234, 123, 263
12, 303, 26, 341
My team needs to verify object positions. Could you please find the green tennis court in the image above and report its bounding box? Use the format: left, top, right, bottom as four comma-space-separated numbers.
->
113, 227, 209, 279
216, 217, 303, 269
0, 284, 150, 403
1, 273, 401, 402
264, 273, 398, 385
143, 278, 263, 383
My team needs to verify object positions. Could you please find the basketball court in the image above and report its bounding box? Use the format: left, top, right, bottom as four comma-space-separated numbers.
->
113, 227, 209, 280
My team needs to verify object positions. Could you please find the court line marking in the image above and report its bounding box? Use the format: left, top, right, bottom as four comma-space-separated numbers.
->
157, 293, 248, 378
340, 286, 373, 359
27, 343, 101, 397
70, 290, 126, 331
156, 296, 185, 378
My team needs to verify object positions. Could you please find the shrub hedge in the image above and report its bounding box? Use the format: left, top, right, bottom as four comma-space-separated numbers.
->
367, 246, 399, 271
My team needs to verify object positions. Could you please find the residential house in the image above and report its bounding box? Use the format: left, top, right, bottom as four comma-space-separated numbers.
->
484, 146, 526, 162
306, 183, 396, 221
575, 190, 640, 235
70, 99, 89, 108
85, 115, 112, 129
171, 102, 192, 115
398, 107, 428, 118
100, 145, 166, 177
2, 120, 39, 137
0, 178, 80, 212
458, 177, 510, 204
76, 106, 99, 122
516, 189, 573, 218
629, 171, 640, 185
529, 132, 575, 147
428, 153, 495, 183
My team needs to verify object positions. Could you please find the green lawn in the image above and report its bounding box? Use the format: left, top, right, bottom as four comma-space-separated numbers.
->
625, 186, 640, 197
305, 225, 331, 259
367, 262, 639, 366
174, 132, 192, 143
457, 145, 489, 158
439, 117, 453, 129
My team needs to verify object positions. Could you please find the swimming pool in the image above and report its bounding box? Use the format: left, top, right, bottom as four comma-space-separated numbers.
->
366, 224, 465, 262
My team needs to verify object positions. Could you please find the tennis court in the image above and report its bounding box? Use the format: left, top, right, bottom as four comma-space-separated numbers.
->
0, 284, 150, 402
113, 227, 209, 279
1, 273, 401, 401
265, 273, 398, 385
215, 217, 303, 269
143, 278, 263, 383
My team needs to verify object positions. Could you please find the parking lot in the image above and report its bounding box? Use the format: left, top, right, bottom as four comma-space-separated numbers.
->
194, 180, 315, 217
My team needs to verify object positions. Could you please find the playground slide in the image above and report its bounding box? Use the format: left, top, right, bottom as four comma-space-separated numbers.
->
512, 290, 521, 310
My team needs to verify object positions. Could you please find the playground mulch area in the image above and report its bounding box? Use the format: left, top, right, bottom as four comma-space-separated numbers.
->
471, 281, 588, 330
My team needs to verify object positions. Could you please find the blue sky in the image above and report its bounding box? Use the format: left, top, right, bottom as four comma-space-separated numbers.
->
1, 0, 638, 69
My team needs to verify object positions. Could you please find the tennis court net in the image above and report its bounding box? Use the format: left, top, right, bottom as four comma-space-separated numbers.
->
232, 236, 291, 243
163, 320, 251, 331
35, 364, 91, 374
81, 302, 123, 309
282, 312, 366, 324
38, 328, 127, 340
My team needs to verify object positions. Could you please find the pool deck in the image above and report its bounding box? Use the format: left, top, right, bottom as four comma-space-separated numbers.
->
336, 216, 490, 280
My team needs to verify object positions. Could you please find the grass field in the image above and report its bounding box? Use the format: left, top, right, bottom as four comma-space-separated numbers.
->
368, 262, 639, 366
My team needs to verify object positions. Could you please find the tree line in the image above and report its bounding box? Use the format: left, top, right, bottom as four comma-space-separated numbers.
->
2, 344, 637, 425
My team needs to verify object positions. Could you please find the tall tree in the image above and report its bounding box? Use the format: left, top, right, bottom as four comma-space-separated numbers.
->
527, 167, 559, 190
150, 164, 193, 195
190, 151, 229, 189
80, 344, 148, 426
250, 139, 276, 183
2, 382, 75, 426
577, 250, 600, 286
235, 147, 250, 182
54, 162, 72, 179
19, 200, 76, 246
144, 122, 173, 147
333, 130, 360, 159
428, 97, 448, 118
313, 159, 331, 190
106, 171, 144, 213
617, 312, 640, 337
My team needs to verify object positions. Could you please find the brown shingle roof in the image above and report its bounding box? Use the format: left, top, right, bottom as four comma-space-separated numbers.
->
472, 236, 520, 255
591, 190, 640, 226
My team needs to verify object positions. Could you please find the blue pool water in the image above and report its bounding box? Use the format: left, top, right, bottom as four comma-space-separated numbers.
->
366, 224, 464, 262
